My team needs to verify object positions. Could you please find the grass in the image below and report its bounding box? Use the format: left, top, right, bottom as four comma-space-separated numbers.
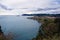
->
32, 16, 60, 40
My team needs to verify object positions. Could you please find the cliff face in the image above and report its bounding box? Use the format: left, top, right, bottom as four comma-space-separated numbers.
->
0, 26, 6, 40
32, 17, 60, 40
0, 26, 14, 40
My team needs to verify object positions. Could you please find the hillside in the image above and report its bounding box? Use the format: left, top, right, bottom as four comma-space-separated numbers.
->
28, 16, 60, 40
22, 14, 60, 17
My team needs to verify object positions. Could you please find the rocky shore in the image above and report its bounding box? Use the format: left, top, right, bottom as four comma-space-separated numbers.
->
28, 16, 60, 40
0, 26, 14, 40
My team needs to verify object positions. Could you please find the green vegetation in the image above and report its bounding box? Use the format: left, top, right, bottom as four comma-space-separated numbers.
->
0, 32, 14, 40
31, 16, 60, 40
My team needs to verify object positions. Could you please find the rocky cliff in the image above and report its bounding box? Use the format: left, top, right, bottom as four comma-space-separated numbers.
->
31, 16, 60, 40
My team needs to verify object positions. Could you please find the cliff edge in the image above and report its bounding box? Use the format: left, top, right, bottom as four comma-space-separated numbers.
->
30, 16, 60, 40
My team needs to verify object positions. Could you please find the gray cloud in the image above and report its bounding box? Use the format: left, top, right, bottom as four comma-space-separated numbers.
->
0, 0, 60, 15
0, 3, 13, 10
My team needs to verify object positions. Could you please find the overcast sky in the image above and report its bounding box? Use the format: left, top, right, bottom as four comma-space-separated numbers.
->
0, 0, 60, 15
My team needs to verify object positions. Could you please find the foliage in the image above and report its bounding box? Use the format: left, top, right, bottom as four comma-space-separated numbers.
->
32, 17, 60, 40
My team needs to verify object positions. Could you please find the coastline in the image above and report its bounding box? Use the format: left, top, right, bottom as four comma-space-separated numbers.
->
27, 16, 60, 40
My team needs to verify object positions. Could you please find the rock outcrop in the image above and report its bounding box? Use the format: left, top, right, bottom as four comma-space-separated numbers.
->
0, 26, 6, 40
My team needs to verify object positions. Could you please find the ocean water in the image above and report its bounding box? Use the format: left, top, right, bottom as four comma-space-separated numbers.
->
0, 15, 40, 40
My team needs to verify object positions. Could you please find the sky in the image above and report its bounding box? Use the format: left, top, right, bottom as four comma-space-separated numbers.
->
0, 0, 60, 15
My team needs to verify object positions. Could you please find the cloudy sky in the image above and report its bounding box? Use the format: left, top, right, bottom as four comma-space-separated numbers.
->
0, 0, 60, 15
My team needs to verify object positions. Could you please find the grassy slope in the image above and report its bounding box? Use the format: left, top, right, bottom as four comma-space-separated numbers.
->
31, 16, 60, 40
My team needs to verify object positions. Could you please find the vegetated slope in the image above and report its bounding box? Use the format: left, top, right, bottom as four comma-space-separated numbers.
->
32, 16, 60, 40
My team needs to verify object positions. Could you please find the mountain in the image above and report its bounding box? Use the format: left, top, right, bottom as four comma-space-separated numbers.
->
22, 14, 60, 17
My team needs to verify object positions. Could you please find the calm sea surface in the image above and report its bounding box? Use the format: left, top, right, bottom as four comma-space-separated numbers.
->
0, 15, 40, 40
